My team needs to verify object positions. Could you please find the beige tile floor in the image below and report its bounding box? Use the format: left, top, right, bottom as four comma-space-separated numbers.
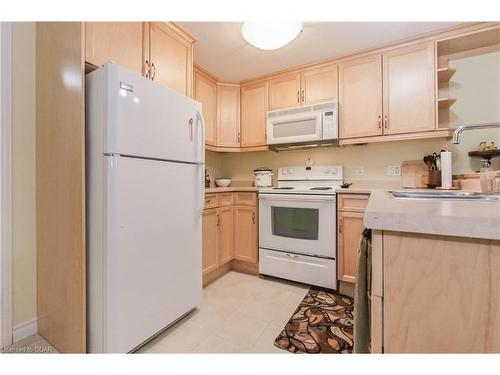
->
136, 271, 310, 354
2, 271, 309, 354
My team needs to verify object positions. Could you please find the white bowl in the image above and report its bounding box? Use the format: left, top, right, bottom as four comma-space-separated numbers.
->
215, 178, 232, 187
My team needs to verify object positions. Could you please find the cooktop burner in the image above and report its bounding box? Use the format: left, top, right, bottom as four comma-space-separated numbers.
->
310, 187, 332, 190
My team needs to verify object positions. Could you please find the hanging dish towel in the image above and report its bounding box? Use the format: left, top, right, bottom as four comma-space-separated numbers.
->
353, 228, 372, 353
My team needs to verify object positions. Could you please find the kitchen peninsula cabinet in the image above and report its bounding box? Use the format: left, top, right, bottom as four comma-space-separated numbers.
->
202, 191, 259, 286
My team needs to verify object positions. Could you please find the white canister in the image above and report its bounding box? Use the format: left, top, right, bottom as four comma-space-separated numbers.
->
254, 168, 273, 187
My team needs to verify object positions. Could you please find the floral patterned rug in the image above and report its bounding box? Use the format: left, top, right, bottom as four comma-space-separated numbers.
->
274, 288, 354, 353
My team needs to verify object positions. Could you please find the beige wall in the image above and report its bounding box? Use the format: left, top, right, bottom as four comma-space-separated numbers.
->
449, 51, 500, 172
206, 50, 500, 183
12, 22, 37, 327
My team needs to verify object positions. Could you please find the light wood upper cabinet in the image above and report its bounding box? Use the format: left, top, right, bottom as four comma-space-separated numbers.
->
218, 206, 234, 265
269, 72, 301, 110
240, 80, 268, 147
234, 205, 258, 264
338, 211, 364, 283
194, 69, 217, 146
339, 54, 383, 139
85, 22, 149, 76
383, 42, 436, 134
217, 83, 241, 147
149, 22, 194, 97
301, 64, 338, 106
202, 208, 218, 275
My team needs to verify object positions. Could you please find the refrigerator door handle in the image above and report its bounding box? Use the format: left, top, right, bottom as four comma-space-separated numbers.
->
198, 163, 205, 216
196, 110, 205, 164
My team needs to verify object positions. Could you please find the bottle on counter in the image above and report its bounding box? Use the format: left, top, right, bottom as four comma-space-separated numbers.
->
440, 144, 453, 189
479, 159, 497, 194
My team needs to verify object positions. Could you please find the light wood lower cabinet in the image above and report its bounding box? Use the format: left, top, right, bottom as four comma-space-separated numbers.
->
337, 193, 370, 284
218, 206, 234, 265
202, 192, 258, 285
233, 205, 258, 263
202, 208, 218, 275
372, 230, 500, 353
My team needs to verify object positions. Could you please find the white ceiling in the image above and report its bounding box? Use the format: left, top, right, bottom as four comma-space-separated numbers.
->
179, 22, 463, 82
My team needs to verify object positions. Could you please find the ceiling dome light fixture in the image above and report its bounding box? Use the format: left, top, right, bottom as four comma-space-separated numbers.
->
241, 22, 303, 50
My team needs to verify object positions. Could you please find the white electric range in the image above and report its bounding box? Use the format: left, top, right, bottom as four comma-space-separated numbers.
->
258, 165, 343, 290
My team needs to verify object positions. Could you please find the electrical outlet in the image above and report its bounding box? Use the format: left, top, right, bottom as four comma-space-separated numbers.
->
356, 166, 364, 176
387, 165, 401, 177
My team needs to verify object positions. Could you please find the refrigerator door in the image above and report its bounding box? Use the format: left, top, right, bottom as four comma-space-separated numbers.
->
100, 63, 204, 164
103, 155, 203, 353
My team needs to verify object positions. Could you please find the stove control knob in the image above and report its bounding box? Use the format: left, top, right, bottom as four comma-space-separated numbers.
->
331, 167, 338, 175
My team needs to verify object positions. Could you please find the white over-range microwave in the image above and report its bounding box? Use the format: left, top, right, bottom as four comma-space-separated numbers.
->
266, 101, 338, 147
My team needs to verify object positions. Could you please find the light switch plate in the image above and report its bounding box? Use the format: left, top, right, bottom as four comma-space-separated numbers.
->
387, 165, 401, 177
356, 166, 364, 176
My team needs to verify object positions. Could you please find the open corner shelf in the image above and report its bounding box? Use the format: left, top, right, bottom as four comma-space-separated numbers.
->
437, 67, 456, 84
437, 97, 457, 109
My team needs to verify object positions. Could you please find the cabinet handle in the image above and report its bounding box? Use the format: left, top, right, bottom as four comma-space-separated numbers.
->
339, 218, 342, 233
144, 60, 150, 78
301, 90, 305, 103
151, 62, 156, 80
237, 132, 241, 143
384, 115, 388, 130
252, 212, 255, 224
297, 90, 300, 103
217, 214, 220, 226
377, 115, 382, 129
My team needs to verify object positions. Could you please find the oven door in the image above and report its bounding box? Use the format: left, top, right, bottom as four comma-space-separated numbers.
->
267, 112, 322, 145
258, 193, 336, 258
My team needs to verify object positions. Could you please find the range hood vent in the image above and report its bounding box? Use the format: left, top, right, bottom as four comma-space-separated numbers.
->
269, 139, 340, 152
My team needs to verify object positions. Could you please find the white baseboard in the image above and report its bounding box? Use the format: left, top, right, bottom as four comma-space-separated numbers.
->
12, 318, 38, 343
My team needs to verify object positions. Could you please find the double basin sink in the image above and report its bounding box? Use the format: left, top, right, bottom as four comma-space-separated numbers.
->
389, 190, 500, 202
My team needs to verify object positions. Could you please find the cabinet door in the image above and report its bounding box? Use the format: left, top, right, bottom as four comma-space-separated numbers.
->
202, 208, 218, 275
85, 22, 148, 76
218, 206, 234, 265
217, 83, 240, 147
234, 206, 258, 263
383, 42, 436, 135
338, 211, 364, 283
339, 54, 383, 139
301, 64, 338, 106
269, 72, 301, 110
240, 81, 268, 147
194, 70, 217, 146
150, 22, 193, 96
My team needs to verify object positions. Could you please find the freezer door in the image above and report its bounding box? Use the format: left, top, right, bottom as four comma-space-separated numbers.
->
103, 155, 203, 353
101, 63, 204, 164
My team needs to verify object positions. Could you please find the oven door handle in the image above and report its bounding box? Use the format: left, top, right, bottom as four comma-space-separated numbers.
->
258, 193, 336, 202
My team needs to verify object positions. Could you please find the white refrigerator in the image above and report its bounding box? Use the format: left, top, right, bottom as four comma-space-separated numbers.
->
86, 63, 204, 353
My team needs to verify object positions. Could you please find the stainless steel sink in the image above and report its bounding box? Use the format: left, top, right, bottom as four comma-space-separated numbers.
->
389, 190, 500, 202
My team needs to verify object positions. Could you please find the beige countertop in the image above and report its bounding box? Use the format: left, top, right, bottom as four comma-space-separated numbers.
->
364, 190, 500, 240
204, 186, 261, 193
336, 180, 402, 194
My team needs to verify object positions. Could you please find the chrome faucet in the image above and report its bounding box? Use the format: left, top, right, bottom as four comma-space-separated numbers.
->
452, 122, 500, 144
